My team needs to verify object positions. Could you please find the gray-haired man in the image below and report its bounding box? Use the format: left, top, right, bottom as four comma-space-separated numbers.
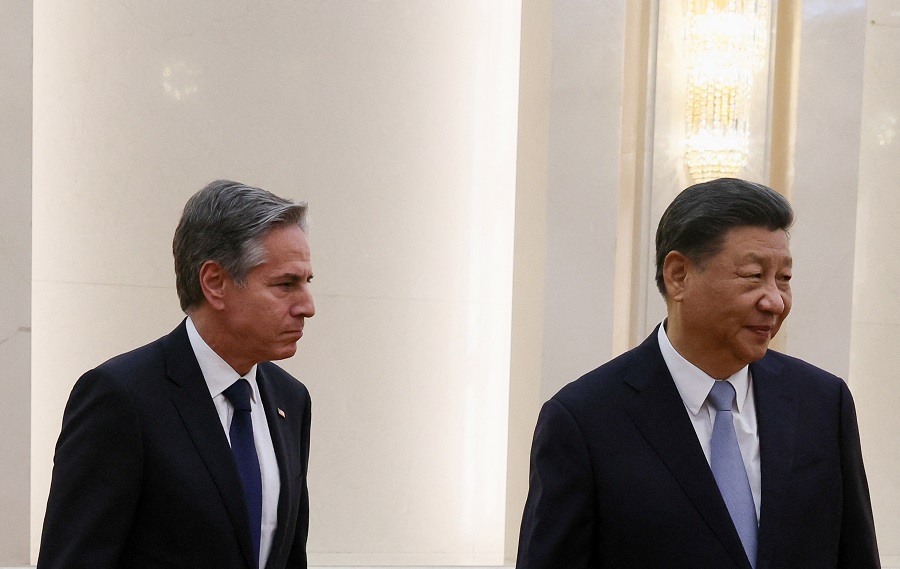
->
39, 180, 315, 569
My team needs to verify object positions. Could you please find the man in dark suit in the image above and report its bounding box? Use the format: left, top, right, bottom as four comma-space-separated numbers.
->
516, 178, 880, 568
38, 180, 316, 569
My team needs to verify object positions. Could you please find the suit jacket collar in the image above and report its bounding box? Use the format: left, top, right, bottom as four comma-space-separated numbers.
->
621, 327, 754, 569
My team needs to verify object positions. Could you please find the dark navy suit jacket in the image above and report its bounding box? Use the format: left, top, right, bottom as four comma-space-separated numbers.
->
38, 321, 312, 569
517, 328, 879, 569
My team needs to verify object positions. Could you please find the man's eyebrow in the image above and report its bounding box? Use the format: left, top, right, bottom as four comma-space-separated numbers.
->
285, 272, 316, 281
741, 253, 793, 266
273, 273, 304, 282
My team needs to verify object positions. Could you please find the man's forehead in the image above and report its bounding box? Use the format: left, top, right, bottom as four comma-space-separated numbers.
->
723, 227, 792, 259
722, 225, 790, 242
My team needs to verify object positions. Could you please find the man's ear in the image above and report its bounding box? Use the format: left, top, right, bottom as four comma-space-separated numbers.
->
198, 260, 228, 311
663, 251, 690, 301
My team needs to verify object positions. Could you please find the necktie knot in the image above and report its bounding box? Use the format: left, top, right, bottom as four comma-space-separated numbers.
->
708, 380, 736, 412
224, 378, 252, 412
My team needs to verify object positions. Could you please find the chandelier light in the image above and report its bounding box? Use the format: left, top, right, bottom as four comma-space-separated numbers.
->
684, 0, 771, 182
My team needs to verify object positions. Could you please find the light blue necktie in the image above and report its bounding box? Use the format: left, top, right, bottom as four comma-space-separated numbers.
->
223, 378, 262, 568
709, 380, 757, 569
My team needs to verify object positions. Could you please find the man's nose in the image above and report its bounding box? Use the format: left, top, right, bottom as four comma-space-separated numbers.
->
293, 289, 315, 318
758, 282, 785, 314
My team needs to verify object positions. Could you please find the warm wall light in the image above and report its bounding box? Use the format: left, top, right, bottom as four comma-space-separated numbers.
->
684, 0, 771, 182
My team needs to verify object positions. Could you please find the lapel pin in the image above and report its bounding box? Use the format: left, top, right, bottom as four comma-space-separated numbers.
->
278, 408, 286, 418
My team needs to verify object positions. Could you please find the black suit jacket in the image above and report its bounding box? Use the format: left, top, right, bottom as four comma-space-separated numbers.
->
517, 328, 879, 569
38, 321, 312, 569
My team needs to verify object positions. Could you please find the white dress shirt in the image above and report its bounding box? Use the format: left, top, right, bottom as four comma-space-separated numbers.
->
186, 317, 281, 568
657, 323, 761, 520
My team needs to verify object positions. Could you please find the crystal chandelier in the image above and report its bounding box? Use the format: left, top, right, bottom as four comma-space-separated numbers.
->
684, 0, 771, 182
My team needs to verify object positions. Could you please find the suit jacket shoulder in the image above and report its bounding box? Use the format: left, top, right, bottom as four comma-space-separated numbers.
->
258, 360, 310, 401
752, 349, 846, 400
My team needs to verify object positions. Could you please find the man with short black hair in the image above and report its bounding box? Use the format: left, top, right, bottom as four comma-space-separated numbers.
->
517, 178, 880, 568
39, 180, 316, 569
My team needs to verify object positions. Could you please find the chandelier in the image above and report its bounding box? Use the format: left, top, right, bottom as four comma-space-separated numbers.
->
684, 0, 771, 182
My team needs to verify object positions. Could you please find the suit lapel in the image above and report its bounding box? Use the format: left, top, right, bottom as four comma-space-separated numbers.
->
751, 354, 798, 569
622, 331, 753, 569
163, 322, 258, 569
256, 366, 294, 569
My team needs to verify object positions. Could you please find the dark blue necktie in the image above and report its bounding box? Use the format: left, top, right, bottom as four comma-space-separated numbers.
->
223, 378, 262, 567
709, 380, 757, 569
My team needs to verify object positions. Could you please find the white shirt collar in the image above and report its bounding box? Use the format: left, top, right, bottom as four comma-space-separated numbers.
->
657, 321, 751, 415
185, 317, 259, 402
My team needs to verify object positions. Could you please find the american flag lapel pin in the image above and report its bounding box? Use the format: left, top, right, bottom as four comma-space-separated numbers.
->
277, 408, 286, 418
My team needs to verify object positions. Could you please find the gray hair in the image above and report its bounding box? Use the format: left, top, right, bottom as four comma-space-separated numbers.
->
173, 179, 309, 312
655, 177, 793, 298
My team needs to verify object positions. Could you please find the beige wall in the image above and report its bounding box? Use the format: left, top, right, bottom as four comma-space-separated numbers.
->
0, 0, 32, 564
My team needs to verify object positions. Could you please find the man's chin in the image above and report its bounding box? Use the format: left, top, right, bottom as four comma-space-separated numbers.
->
740, 344, 770, 365
269, 344, 299, 361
